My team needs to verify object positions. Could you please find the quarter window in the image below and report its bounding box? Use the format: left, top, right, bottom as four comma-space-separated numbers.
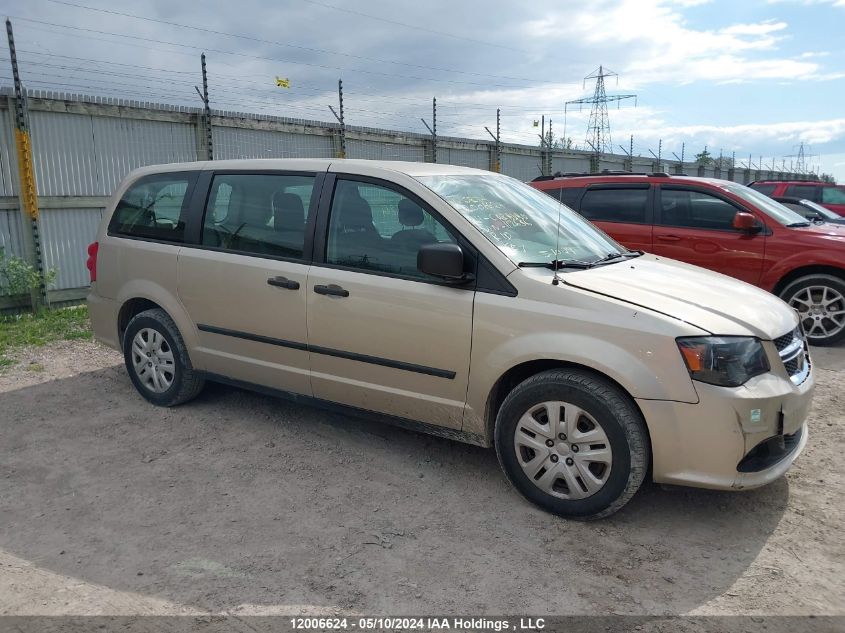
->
579, 188, 649, 224
326, 179, 456, 280
201, 173, 316, 259
660, 189, 741, 231
109, 174, 194, 241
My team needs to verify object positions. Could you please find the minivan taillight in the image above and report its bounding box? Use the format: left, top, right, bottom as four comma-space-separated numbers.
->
86, 241, 99, 282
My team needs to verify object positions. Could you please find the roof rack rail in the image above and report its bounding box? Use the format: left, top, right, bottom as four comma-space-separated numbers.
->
748, 177, 822, 184
532, 171, 681, 182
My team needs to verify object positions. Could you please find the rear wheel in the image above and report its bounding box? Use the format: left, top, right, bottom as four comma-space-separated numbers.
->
494, 369, 649, 520
779, 274, 845, 346
123, 308, 205, 406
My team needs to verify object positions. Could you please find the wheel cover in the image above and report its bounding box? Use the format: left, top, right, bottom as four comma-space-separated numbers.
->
131, 327, 175, 393
513, 401, 613, 500
788, 285, 845, 341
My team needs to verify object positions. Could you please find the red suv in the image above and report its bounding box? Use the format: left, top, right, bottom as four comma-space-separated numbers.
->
749, 180, 845, 216
530, 173, 845, 345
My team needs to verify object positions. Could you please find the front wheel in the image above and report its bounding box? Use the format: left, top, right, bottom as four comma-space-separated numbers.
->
779, 274, 845, 346
495, 369, 650, 520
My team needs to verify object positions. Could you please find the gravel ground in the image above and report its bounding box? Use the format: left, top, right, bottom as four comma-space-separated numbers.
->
0, 339, 843, 617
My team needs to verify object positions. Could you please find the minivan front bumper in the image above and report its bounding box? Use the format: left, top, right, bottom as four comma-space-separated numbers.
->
636, 367, 814, 490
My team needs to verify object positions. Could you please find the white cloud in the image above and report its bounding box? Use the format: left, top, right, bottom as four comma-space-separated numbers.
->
768, 0, 845, 7
523, 1, 828, 86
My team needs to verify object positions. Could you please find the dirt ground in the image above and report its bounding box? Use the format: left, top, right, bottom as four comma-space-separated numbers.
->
0, 340, 842, 617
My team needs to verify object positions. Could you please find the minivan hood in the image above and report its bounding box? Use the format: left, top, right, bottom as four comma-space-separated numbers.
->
561, 255, 798, 340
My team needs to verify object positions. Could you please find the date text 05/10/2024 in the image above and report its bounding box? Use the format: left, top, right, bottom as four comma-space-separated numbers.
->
289, 617, 546, 630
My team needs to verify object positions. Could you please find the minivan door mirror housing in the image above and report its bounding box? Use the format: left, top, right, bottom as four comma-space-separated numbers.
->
418, 243, 468, 281
732, 212, 760, 233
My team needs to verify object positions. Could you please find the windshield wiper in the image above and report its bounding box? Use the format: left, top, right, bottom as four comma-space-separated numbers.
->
786, 221, 812, 228
518, 259, 594, 270
590, 250, 643, 265
519, 250, 643, 270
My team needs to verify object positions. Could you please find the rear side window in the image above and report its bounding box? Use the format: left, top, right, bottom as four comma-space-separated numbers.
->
750, 183, 777, 196
785, 184, 819, 200
659, 189, 740, 231
822, 187, 845, 204
579, 188, 649, 223
541, 187, 582, 209
201, 173, 316, 259
109, 173, 195, 242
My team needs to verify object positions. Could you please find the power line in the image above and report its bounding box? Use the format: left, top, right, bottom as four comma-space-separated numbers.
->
11, 16, 535, 89
298, 0, 524, 53
3, 55, 576, 123
41, 0, 536, 83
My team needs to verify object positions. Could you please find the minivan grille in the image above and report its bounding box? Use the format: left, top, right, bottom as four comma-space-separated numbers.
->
774, 326, 810, 385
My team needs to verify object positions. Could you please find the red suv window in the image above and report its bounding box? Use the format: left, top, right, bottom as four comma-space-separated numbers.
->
784, 184, 819, 200
580, 188, 649, 224
659, 188, 739, 231
821, 187, 845, 205
750, 183, 777, 196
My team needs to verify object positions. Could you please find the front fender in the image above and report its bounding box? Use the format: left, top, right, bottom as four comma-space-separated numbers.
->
462, 293, 704, 439
760, 251, 845, 292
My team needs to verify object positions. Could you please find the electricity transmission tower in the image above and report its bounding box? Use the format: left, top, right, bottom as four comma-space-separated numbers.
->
565, 66, 636, 168
785, 142, 820, 174
792, 142, 806, 172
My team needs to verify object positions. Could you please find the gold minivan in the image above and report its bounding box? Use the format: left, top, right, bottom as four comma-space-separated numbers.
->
87, 159, 814, 519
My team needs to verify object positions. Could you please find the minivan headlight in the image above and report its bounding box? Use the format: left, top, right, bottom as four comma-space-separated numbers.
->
676, 336, 770, 387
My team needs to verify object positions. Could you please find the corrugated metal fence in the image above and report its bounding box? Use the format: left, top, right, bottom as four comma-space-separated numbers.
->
0, 88, 812, 308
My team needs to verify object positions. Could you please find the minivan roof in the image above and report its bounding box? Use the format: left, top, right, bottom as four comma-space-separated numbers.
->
122, 158, 488, 180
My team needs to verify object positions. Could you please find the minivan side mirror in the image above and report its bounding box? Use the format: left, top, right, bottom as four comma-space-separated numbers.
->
732, 212, 759, 233
418, 243, 467, 280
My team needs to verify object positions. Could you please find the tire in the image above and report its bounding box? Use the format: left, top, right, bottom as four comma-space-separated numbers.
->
494, 369, 649, 520
778, 274, 845, 346
122, 308, 205, 406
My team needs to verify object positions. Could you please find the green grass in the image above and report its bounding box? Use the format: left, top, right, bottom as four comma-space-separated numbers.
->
0, 305, 92, 368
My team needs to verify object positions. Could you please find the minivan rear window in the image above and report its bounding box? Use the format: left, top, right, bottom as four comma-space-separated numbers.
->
201, 173, 317, 259
109, 173, 196, 242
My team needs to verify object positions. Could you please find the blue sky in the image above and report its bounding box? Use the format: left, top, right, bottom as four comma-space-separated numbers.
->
2, 0, 844, 180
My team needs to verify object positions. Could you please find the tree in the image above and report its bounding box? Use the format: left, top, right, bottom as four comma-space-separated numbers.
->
715, 155, 735, 170
539, 130, 573, 150
694, 148, 713, 165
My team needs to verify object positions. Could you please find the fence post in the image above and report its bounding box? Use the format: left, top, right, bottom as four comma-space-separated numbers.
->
193, 52, 213, 161
328, 79, 346, 159
484, 109, 501, 173
6, 18, 42, 310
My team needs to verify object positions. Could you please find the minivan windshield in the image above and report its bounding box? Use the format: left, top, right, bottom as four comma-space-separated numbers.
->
417, 173, 629, 266
720, 182, 811, 227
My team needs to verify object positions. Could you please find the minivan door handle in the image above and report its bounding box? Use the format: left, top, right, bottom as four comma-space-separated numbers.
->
267, 276, 300, 290
656, 234, 681, 242
314, 283, 350, 297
